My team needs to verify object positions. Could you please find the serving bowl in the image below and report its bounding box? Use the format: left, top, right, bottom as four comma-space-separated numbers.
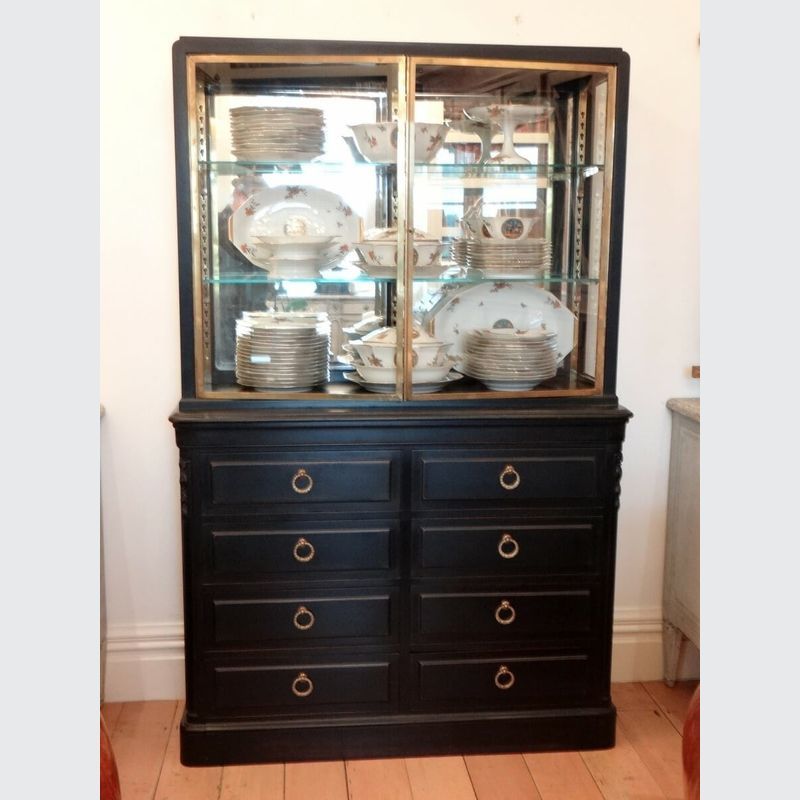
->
353, 361, 453, 385
354, 226, 444, 268
251, 234, 337, 260
479, 215, 533, 241
349, 123, 448, 164
353, 325, 451, 368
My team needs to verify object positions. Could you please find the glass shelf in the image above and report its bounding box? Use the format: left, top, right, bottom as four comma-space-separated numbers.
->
204, 159, 603, 180
204, 273, 600, 286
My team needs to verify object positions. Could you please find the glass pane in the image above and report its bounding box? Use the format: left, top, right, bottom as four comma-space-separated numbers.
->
408, 61, 613, 398
190, 56, 404, 398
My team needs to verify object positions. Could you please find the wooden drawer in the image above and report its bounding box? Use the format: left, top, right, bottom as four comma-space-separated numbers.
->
414, 449, 602, 506
211, 658, 396, 715
206, 450, 400, 511
413, 652, 590, 707
210, 591, 396, 648
412, 588, 593, 644
414, 518, 601, 576
207, 522, 393, 578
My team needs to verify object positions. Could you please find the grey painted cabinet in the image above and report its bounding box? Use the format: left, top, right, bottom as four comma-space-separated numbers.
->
663, 398, 700, 685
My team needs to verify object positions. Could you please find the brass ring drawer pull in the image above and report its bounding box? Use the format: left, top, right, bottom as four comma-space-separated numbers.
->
494, 599, 516, 625
497, 533, 520, 559
293, 605, 315, 630
291, 468, 314, 495
291, 672, 314, 697
494, 665, 515, 690
293, 537, 315, 563
499, 464, 521, 491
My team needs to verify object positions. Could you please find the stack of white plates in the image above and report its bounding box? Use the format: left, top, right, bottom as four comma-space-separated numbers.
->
234, 312, 331, 391
461, 327, 559, 390
453, 238, 552, 278
229, 106, 325, 161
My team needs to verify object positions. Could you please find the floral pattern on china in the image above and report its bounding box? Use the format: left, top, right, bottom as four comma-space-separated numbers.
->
230, 185, 361, 271
420, 282, 576, 367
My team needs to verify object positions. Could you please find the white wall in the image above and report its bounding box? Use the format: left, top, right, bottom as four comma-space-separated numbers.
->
100, 0, 700, 700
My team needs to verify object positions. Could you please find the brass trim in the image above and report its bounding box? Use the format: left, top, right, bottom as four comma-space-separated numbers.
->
188, 54, 406, 66
291, 672, 314, 697
410, 56, 614, 75
291, 468, 314, 495
194, 385, 601, 401
398, 57, 412, 400
292, 537, 315, 563
186, 62, 207, 395
592, 69, 618, 394
293, 605, 315, 631
498, 533, 520, 559
499, 465, 521, 491
494, 665, 515, 690
494, 599, 516, 625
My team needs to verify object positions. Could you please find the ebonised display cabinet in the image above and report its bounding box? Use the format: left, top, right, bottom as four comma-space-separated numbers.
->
170, 36, 631, 766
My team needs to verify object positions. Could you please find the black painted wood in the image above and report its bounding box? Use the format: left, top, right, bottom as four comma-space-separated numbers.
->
211, 593, 394, 646
415, 652, 590, 705
209, 524, 393, 576
413, 588, 593, 643
212, 660, 394, 713
414, 518, 601, 575
171, 36, 631, 765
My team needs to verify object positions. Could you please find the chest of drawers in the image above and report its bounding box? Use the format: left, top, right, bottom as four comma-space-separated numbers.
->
172, 406, 630, 765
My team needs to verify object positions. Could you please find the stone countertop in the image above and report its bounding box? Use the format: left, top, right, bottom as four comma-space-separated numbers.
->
667, 397, 700, 423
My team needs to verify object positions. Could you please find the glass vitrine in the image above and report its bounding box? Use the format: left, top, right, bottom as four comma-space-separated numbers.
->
172, 40, 628, 405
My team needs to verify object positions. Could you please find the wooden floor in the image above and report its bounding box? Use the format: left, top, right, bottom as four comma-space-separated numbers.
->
102, 680, 697, 800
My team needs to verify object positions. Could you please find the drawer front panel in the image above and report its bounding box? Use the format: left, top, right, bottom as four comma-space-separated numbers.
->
415, 519, 600, 575
413, 589, 593, 643
209, 524, 392, 577
208, 451, 399, 509
212, 593, 394, 646
414, 653, 590, 706
415, 450, 602, 505
212, 659, 394, 713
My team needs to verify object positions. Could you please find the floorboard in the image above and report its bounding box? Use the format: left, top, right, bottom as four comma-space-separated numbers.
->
405, 756, 477, 800
220, 763, 285, 800
108, 700, 176, 800
285, 760, 348, 800
581, 721, 667, 800
345, 758, 413, 800
99, 682, 699, 800
465, 753, 542, 799
523, 751, 604, 799
154, 701, 223, 800
642, 680, 699, 733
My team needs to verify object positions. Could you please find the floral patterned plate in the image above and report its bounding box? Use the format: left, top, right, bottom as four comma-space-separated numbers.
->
422, 282, 576, 369
230, 185, 361, 269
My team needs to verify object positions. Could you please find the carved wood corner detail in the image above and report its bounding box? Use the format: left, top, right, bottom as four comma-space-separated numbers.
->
612, 449, 624, 509
179, 458, 191, 519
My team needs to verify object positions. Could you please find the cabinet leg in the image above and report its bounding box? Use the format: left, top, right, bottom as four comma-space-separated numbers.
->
663, 621, 685, 687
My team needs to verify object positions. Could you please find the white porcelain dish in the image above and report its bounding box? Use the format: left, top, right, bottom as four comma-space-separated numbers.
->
348, 122, 448, 164
344, 371, 463, 394
354, 240, 443, 268
230, 185, 361, 269
422, 283, 576, 369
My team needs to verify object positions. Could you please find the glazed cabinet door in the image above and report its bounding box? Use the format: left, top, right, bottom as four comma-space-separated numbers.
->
176, 51, 409, 400
406, 57, 621, 401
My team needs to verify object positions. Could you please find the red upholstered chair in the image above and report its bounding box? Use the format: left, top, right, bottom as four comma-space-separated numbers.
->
683, 685, 700, 800
100, 712, 121, 800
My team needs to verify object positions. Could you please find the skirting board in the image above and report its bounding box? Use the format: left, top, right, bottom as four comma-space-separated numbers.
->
103, 608, 700, 702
